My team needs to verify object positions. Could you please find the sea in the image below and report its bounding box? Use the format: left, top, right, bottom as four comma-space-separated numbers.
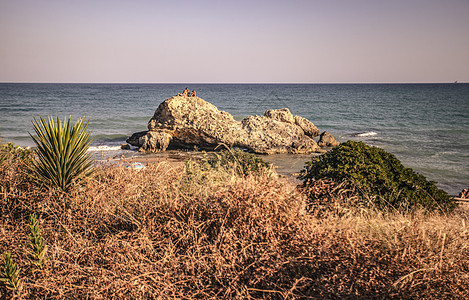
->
1, 83, 468, 195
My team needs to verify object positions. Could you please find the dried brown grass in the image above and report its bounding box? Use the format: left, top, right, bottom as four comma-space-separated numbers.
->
1, 155, 468, 299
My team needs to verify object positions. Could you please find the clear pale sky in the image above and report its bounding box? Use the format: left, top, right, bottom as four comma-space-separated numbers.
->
1, 0, 468, 83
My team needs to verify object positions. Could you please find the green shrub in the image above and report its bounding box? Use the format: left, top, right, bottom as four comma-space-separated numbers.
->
207, 148, 270, 176
30, 116, 94, 191
300, 141, 457, 212
1, 251, 21, 294
0, 142, 31, 164
28, 213, 48, 269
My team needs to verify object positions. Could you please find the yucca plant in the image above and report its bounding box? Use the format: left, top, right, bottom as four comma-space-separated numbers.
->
30, 116, 94, 191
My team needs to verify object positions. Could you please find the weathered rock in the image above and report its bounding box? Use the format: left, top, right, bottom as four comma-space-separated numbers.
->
138, 131, 172, 153
293, 116, 320, 138
240, 115, 319, 154
146, 95, 241, 149
127, 131, 148, 146
264, 108, 320, 138
264, 108, 295, 124
120, 143, 130, 150
318, 131, 339, 147
128, 93, 329, 154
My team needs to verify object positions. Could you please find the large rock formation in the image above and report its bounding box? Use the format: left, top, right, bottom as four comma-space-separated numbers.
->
127, 92, 336, 154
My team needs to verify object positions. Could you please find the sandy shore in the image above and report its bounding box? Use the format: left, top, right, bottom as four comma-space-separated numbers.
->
96, 150, 206, 168
102, 149, 306, 184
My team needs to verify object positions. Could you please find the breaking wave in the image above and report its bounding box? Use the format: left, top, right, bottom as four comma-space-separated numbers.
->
88, 145, 123, 152
352, 131, 378, 137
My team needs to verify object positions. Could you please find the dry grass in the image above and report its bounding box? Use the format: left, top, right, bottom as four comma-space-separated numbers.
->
1, 154, 468, 299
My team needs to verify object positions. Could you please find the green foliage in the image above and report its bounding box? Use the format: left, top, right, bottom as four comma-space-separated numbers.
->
207, 148, 271, 176
300, 141, 457, 212
30, 116, 94, 191
1, 251, 21, 294
0, 142, 31, 164
28, 213, 48, 269
183, 149, 270, 186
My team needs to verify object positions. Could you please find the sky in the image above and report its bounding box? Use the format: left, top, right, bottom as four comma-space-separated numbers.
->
1, 0, 468, 83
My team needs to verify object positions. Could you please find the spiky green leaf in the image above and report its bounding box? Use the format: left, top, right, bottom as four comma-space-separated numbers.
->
30, 116, 94, 191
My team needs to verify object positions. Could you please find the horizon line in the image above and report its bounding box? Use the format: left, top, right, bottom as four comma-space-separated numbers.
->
0, 81, 466, 85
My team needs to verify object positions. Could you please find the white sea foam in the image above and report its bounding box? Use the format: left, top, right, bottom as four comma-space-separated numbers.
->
353, 131, 378, 137
88, 145, 123, 152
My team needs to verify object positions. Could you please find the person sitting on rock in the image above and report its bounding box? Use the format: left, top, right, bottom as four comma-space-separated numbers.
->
182, 88, 189, 97
191, 90, 196, 97
460, 188, 468, 199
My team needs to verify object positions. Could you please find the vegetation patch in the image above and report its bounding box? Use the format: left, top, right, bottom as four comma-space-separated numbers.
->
1, 252, 21, 296
205, 148, 271, 176
30, 116, 94, 191
27, 213, 48, 269
0, 142, 31, 164
300, 141, 457, 212
0, 142, 467, 299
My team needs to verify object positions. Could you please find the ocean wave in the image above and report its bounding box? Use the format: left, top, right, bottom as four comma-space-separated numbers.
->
352, 131, 378, 137
88, 145, 124, 152
431, 151, 459, 158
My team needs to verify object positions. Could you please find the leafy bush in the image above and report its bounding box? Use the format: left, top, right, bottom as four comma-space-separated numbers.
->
0, 142, 31, 164
30, 116, 94, 191
300, 141, 457, 212
207, 148, 271, 176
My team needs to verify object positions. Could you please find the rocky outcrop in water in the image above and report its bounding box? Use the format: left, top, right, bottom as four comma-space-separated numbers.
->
318, 131, 339, 147
127, 92, 337, 154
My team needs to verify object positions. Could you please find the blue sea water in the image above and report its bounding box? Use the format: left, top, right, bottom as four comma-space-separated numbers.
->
1, 83, 468, 195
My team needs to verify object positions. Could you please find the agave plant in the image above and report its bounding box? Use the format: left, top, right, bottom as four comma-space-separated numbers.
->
30, 116, 94, 191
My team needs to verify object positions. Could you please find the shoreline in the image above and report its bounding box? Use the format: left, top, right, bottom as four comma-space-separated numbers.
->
5, 141, 465, 196
96, 149, 467, 199
95, 149, 307, 185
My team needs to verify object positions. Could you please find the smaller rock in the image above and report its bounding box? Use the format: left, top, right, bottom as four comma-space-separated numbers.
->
126, 131, 148, 147
120, 143, 130, 150
138, 131, 173, 153
318, 131, 339, 147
